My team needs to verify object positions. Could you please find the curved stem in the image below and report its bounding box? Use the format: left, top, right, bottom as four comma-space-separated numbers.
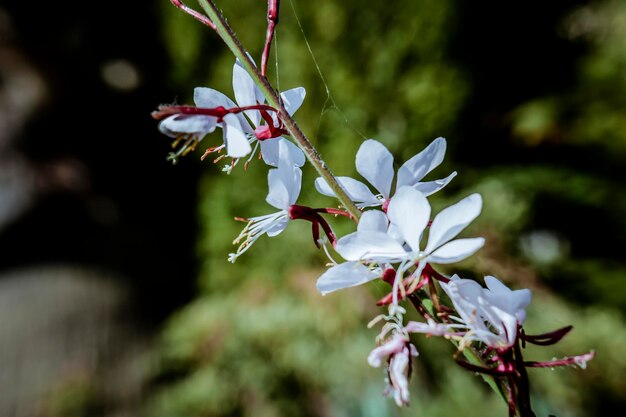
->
262, 0, 280, 76
196, 0, 361, 220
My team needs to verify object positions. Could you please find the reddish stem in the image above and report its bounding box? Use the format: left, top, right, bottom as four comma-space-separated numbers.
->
169, 0, 217, 30
151, 104, 278, 121
288, 204, 337, 247
513, 339, 536, 417
314, 207, 357, 222
524, 351, 595, 369
262, 0, 280, 77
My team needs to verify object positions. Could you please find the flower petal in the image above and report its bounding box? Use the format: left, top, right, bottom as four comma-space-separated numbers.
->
222, 114, 252, 158
413, 171, 457, 196
316, 262, 381, 295
266, 164, 302, 210
425, 193, 482, 254
484, 276, 531, 324
276, 140, 303, 204
479, 303, 518, 347
266, 168, 290, 209
427, 237, 485, 264
336, 231, 406, 262
440, 275, 485, 327
387, 186, 430, 252
259, 138, 306, 167
357, 210, 388, 233
355, 139, 395, 199
194, 87, 237, 108
397, 137, 448, 188
314, 177, 378, 205
281, 87, 306, 116
266, 216, 289, 237
233, 59, 264, 126
158, 115, 217, 137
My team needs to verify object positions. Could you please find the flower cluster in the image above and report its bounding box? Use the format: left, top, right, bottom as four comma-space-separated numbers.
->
154, 71, 594, 412
154, 2, 594, 414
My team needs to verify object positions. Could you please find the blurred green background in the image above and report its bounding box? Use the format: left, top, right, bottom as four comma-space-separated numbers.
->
0, 0, 624, 416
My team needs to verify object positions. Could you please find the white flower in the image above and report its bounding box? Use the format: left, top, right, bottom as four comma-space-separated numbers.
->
334, 186, 484, 303
155, 59, 306, 165
440, 275, 531, 348
204, 59, 306, 166
228, 141, 302, 262
315, 138, 456, 208
155, 100, 221, 163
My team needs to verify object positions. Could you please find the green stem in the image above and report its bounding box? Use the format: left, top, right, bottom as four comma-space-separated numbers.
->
196, 0, 361, 220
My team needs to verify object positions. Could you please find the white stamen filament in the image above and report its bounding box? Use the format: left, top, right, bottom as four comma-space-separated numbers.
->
228, 210, 288, 262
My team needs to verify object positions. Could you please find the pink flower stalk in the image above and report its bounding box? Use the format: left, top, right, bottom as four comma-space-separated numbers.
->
525, 351, 595, 370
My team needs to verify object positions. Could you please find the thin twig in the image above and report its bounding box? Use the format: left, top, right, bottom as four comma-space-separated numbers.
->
169, 0, 216, 30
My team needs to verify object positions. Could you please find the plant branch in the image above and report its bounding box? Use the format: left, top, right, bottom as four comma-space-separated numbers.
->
196, 0, 361, 220
170, 0, 216, 30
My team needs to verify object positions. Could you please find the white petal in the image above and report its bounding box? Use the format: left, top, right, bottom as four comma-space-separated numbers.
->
336, 231, 407, 262
425, 193, 483, 254
484, 276, 509, 294
266, 163, 302, 210
266, 216, 289, 237
484, 276, 531, 324
194, 87, 238, 108
222, 114, 252, 158
413, 172, 457, 196
397, 137, 448, 188
266, 168, 290, 210
440, 276, 485, 327
480, 303, 518, 347
316, 262, 381, 295
158, 115, 217, 137
387, 186, 430, 252
280, 87, 306, 116
314, 177, 378, 205
276, 141, 303, 204
357, 210, 388, 233
286, 166, 302, 205
194, 88, 253, 133
427, 237, 485, 264
355, 139, 395, 198
260, 138, 306, 167
233, 59, 264, 126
